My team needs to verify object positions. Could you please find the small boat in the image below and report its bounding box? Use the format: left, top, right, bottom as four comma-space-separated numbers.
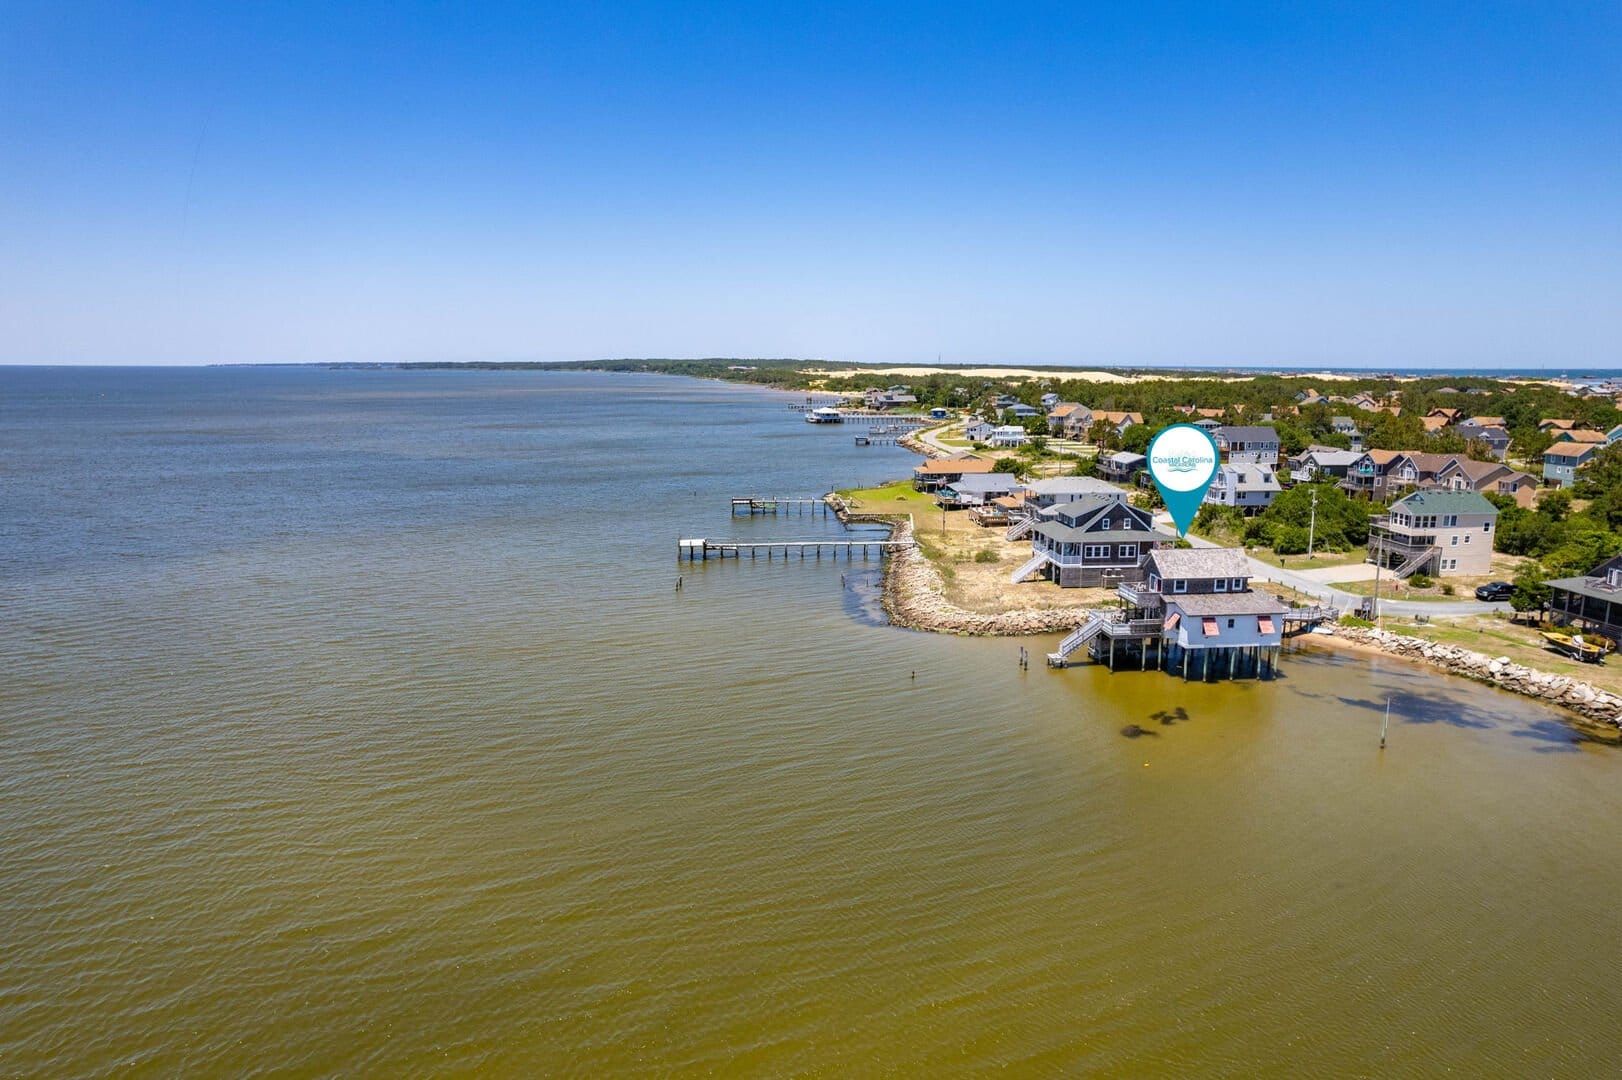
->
1538, 631, 1610, 662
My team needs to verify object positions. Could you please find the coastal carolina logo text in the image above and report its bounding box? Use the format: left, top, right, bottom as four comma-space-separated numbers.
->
1151, 452, 1215, 473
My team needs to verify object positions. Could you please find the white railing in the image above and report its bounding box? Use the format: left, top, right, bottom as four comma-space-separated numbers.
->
1048, 614, 1106, 665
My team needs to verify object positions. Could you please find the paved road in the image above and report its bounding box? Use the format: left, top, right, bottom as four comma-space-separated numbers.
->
1168, 517, 1510, 618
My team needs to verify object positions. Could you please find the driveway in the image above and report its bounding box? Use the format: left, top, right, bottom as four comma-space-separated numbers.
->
1164, 516, 1510, 618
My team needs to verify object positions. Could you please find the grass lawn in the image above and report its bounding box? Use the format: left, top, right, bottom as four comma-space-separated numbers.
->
834, 480, 1113, 614
1368, 613, 1622, 697
1329, 556, 1529, 602
1250, 546, 1369, 572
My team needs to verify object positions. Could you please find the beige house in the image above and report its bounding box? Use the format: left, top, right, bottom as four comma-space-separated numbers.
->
1369, 490, 1498, 579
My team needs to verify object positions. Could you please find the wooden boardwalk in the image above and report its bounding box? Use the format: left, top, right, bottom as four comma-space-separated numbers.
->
679, 538, 913, 561
1281, 605, 1339, 633
730, 497, 830, 515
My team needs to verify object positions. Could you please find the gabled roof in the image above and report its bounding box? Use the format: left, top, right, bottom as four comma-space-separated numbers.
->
1023, 476, 1123, 496
1093, 410, 1144, 426
914, 457, 997, 474
1544, 443, 1597, 461
1166, 592, 1289, 616
1434, 457, 1508, 484
1037, 493, 1122, 522
1389, 490, 1497, 515
1301, 448, 1363, 467
1419, 415, 1449, 432
1540, 418, 1577, 429
1467, 416, 1505, 427
945, 473, 1023, 494
1555, 429, 1608, 444
1146, 547, 1251, 581
1046, 402, 1088, 418
1216, 425, 1279, 443
1214, 464, 1280, 491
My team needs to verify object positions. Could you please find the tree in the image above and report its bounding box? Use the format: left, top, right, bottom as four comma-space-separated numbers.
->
1573, 443, 1622, 499
1273, 525, 1310, 555
1538, 488, 1572, 523
1119, 423, 1153, 455
1510, 563, 1551, 616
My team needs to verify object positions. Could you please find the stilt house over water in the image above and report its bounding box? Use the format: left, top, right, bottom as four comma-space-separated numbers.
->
1048, 546, 1290, 677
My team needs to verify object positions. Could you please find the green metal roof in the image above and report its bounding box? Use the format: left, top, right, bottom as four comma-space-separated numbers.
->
1388, 489, 1497, 515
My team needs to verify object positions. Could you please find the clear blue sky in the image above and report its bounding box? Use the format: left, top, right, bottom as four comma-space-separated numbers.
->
3, 2, 1618, 368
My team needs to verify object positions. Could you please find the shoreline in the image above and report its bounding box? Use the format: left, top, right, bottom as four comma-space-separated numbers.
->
832, 492, 1622, 733
1304, 624, 1622, 735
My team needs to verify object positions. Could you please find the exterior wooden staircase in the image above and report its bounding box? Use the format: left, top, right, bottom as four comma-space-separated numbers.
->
1010, 551, 1050, 584
1047, 613, 1107, 667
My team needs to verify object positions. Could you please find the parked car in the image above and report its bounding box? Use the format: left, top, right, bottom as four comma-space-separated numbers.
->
1475, 581, 1514, 601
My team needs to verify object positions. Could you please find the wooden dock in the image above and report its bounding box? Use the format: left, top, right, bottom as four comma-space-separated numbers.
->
854, 436, 902, 446
1281, 605, 1339, 634
678, 538, 913, 561
730, 497, 830, 515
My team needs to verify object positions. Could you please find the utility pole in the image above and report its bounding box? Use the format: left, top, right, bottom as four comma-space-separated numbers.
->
1307, 488, 1318, 560
1371, 528, 1383, 627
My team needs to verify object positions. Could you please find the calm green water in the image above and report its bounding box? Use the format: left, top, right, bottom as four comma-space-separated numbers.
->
2, 368, 1620, 1077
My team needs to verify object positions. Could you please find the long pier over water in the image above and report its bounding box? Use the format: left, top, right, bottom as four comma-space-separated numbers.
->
679, 538, 912, 561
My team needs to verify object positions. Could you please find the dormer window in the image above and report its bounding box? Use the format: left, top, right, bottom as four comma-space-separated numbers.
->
1214, 578, 1228, 592
1100, 519, 1111, 530
1172, 579, 1188, 593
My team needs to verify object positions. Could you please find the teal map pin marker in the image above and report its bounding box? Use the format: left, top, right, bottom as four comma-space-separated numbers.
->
1147, 424, 1220, 538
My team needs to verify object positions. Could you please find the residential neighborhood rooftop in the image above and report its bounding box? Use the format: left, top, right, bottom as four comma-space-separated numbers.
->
1388, 489, 1497, 514
1147, 547, 1252, 580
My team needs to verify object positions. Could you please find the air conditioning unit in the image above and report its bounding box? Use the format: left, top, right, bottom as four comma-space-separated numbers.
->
1607, 568, 1622, 589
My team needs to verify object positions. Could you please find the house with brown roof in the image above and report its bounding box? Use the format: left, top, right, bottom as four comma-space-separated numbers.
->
911, 456, 997, 492
1544, 442, 1600, 488
1430, 457, 1539, 507
1553, 429, 1608, 446
1339, 449, 1408, 500
1046, 402, 1090, 435
1539, 418, 1579, 432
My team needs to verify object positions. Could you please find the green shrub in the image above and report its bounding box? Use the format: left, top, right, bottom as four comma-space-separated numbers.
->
1441, 583, 1455, 595
1339, 615, 1375, 628
973, 548, 1000, 563
1273, 525, 1310, 555
1410, 572, 1434, 589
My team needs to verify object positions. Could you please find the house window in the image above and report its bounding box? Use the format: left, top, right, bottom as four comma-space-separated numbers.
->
1443, 515, 1457, 526
1117, 544, 1137, 560
1172, 579, 1188, 593
1483, 522, 1492, 532
1463, 535, 1470, 543
1215, 578, 1228, 592
1231, 578, 1245, 591
1099, 519, 1111, 530
1084, 545, 1109, 559
1450, 536, 1458, 546
1228, 619, 1235, 628
1148, 574, 1160, 590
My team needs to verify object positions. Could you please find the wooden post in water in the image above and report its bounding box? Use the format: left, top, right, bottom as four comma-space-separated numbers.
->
1380, 698, 1391, 749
